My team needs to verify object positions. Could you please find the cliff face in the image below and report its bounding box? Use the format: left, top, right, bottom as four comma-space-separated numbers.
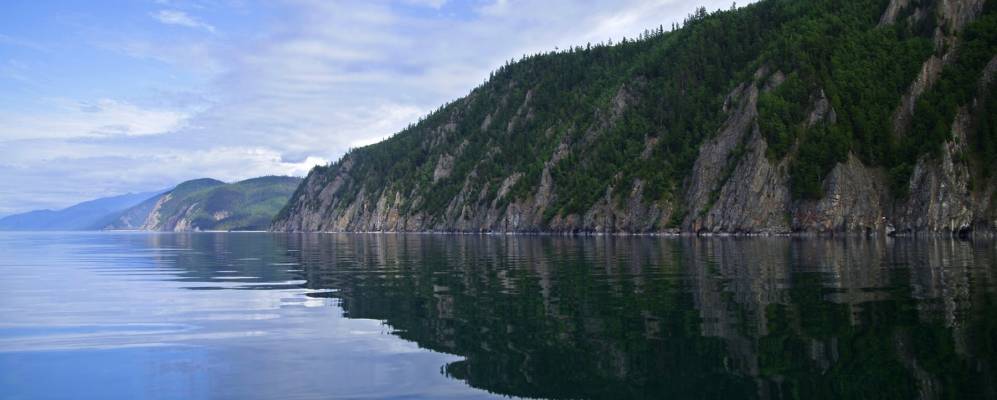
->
274, 0, 997, 236
107, 177, 301, 231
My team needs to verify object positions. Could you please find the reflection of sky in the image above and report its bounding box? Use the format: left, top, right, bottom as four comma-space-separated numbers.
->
0, 232, 499, 399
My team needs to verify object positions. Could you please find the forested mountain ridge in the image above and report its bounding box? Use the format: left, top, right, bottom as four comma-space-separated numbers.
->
273, 0, 997, 235
107, 176, 301, 231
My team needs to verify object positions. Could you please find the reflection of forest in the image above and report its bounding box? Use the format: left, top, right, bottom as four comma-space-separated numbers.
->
686, 238, 996, 399
167, 234, 994, 399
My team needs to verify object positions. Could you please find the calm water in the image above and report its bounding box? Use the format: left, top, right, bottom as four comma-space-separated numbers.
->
0, 233, 995, 399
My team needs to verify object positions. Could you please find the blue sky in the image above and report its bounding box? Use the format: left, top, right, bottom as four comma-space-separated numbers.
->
0, 0, 742, 216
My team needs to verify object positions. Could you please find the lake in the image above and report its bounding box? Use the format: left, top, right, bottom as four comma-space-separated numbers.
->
0, 232, 994, 399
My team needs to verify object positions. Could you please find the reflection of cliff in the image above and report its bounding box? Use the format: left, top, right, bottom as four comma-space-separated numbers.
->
685, 237, 997, 399
279, 234, 996, 399
288, 235, 752, 398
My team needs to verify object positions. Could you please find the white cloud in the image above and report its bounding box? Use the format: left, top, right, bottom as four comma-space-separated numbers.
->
0, 143, 327, 214
163, 147, 329, 179
102, 39, 223, 74
0, 98, 190, 140
151, 10, 216, 33
402, 0, 448, 8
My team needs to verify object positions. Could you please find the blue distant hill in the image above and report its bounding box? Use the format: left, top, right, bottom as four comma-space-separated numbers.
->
0, 190, 165, 231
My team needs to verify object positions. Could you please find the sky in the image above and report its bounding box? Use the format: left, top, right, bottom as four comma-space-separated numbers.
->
0, 0, 743, 216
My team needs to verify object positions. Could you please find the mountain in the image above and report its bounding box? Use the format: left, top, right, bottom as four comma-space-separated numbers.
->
104, 178, 225, 230
273, 0, 997, 235
105, 176, 302, 231
0, 190, 163, 231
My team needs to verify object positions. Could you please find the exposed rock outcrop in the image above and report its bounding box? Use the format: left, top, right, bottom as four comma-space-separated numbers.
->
879, 0, 912, 26
139, 194, 171, 230
684, 82, 761, 229
793, 154, 892, 233
893, 56, 944, 135
697, 128, 793, 234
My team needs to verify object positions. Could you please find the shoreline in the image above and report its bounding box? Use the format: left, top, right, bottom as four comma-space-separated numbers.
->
4, 229, 992, 239
265, 229, 996, 239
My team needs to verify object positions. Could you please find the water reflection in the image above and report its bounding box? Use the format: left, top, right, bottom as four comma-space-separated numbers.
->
0, 233, 994, 399
0, 233, 489, 399
276, 235, 996, 399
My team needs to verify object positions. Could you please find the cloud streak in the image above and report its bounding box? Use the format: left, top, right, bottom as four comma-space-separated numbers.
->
0, 98, 191, 140
151, 10, 216, 33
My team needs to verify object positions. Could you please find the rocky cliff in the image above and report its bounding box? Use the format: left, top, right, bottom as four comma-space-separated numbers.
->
274, 0, 997, 236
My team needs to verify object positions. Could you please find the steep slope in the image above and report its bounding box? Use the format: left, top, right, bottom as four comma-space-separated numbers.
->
274, 0, 997, 235
106, 177, 301, 231
105, 178, 225, 230
0, 190, 163, 231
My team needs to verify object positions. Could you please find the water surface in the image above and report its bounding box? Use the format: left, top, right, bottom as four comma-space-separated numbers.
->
0, 232, 994, 399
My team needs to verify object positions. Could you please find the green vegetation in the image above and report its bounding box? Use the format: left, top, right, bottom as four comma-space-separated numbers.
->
173, 176, 302, 230
758, 73, 809, 160
902, 10, 997, 193
755, 0, 936, 198
761, 1, 997, 198
153, 178, 225, 222
977, 84, 997, 180
288, 0, 997, 225
112, 176, 301, 231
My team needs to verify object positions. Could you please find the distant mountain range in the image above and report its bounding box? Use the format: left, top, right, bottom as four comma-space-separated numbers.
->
1, 176, 302, 232
0, 190, 165, 231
